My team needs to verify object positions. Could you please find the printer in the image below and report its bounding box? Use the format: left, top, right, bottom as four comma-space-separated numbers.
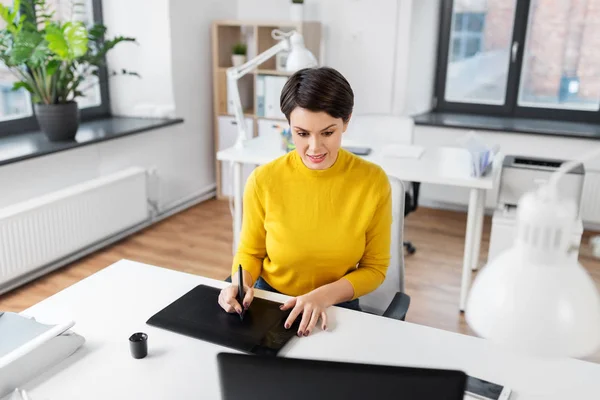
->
488, 155, 585, 262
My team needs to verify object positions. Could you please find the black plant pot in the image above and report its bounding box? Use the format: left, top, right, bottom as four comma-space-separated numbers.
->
34, 102, 80, 142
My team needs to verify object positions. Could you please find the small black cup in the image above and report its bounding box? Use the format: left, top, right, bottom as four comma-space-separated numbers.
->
129, 332, 148, 359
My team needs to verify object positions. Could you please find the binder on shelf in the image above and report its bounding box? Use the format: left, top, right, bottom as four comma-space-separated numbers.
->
264, 76, 288, 120
256, 75, 266, 117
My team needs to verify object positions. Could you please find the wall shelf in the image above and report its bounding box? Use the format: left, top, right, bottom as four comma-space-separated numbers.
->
220, 68, 294, 77
218, 111, 255, 118
255, 69, 294, 76
256, 116, 287, 122
211, 20, 322, 198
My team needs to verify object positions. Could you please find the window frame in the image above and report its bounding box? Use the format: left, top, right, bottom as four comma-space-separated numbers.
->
434, 0, 600, 124
0, 0, 110, 138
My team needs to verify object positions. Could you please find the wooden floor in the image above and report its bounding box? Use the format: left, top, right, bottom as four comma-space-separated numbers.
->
2, 199, 600, 352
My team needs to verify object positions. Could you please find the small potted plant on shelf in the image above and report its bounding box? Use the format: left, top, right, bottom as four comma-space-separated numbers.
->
0, 0, 137, 142
231, 42, 247, 67
290, 0, 304, 21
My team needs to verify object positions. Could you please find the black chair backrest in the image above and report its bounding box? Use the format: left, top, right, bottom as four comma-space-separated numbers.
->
404, 182, 421, 216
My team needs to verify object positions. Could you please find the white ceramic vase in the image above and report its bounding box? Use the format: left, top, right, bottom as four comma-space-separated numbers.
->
231, 54, 246, 67
290, 3, 304, 21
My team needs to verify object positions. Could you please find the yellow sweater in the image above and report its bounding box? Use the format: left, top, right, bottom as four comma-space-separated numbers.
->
232, 148, 392, 299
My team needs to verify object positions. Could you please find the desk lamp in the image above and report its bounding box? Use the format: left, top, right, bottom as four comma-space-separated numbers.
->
227, 30, 318, 149
466, 149, 600, 358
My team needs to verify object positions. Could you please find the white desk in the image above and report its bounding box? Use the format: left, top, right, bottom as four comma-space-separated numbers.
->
217, 135, 497, 310
17, 260, 600, 399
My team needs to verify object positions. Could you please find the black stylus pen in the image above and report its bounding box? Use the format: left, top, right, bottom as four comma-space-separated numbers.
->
237, 264, 245, 321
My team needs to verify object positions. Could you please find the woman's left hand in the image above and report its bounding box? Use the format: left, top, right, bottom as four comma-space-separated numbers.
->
280, 290, 329, 337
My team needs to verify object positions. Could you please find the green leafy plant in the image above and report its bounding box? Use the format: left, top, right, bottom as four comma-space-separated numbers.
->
0, 0, 138, 105
232, 42, 247, 56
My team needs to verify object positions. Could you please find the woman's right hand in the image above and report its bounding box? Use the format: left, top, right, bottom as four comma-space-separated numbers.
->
218, 283, 254, 315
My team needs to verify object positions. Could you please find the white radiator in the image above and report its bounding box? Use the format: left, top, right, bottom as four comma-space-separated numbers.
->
582, 171, 600, 226
0, 167, 149, 288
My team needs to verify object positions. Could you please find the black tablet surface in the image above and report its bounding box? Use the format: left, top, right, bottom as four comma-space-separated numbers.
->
146, 285, 300, 356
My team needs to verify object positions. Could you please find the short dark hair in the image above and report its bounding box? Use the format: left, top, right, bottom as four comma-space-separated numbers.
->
280, 67, 354, 123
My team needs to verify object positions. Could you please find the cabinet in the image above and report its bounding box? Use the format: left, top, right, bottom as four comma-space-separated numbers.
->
218, 116, 256, 197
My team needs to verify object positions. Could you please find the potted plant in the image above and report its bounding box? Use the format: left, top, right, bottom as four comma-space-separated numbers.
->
231, 42, 247, 67
0, 0, 137, 141
290, 0, 304, 21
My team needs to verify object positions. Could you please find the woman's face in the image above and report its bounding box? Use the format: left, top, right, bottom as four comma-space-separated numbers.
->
290, 107, 349, 170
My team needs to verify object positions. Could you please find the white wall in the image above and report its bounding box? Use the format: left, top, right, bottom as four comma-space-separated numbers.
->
414, 125, 600, 226
414, 128, 600, 173
0, 147, 100, 209
166, 0, 238, 201
236, 0, 289, 19
0, 126, 203, 210
5, 0, 598, 228
236, 0, 440, 116
1, 0, 238, 212
402, 0, 440, 116
237, 0, 401, 115
103, 0, 176, 117
391, 0, 413, 116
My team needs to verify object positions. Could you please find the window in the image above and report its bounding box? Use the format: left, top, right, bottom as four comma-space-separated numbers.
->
47, 0, 102, 110
0, 67, 32, 122
0, 0, 33, 122
435, 0, 600, 123
0, 0, 109, 136
517, 0, 600, 112
450, 13, 485, 62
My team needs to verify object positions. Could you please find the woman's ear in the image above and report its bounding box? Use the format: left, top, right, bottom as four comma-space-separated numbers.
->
342, 114, 352, 133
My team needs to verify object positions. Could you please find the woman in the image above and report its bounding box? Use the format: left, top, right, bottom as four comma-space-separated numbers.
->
218, 67, 392, 337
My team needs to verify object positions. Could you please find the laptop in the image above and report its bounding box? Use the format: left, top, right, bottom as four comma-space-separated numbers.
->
217, 352, 467, 400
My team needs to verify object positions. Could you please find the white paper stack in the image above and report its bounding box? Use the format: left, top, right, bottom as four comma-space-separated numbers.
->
382, 144, 425, 159
457, 131, 499, 177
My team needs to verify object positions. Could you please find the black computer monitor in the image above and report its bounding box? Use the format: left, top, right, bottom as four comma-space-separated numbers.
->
217, 352, 467, 400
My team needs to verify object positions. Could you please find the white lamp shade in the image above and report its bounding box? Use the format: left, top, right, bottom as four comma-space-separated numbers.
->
466, 249, 600, 358
285, 32, 318, 71
466, 191, 600, 358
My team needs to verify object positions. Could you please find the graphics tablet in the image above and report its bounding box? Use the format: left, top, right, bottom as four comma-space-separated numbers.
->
147, 285, 300, 356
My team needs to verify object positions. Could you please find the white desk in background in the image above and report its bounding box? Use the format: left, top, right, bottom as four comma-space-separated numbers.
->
14, 260, 600, 399
217, 135, 498, 311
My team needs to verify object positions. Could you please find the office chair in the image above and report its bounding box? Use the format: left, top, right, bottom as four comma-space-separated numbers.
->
403, 182, 420, 255
360, 177, 410, 320
225, 177, 411, 322
345, 114, 419, 257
